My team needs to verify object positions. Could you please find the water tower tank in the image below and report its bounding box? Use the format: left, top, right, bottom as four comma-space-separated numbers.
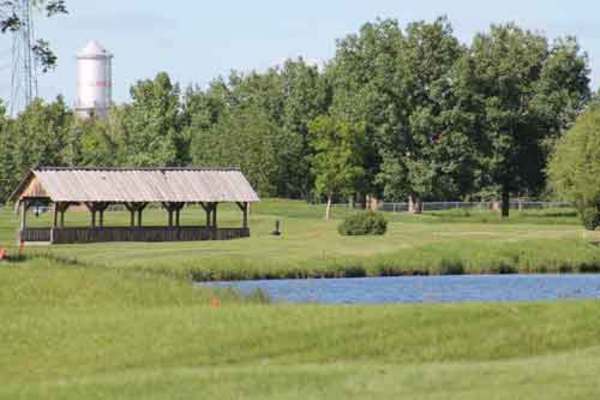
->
75, 40, 113, 119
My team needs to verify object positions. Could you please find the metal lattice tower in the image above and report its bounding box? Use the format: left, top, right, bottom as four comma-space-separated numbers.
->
10, 0, 38, 115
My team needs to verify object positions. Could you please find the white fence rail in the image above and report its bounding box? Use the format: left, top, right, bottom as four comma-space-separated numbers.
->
333, 201, 573, 213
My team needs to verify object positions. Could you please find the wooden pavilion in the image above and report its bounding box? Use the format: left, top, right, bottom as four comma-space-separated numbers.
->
9, 167, 260, 244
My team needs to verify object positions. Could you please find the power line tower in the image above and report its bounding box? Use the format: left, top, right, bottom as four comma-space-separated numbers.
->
10, 0, 38, 115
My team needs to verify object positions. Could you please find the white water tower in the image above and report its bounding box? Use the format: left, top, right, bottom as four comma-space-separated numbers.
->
75, 40, 113, 119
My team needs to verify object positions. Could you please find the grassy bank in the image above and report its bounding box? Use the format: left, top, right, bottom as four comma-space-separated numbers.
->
1, 199, 598, 280
2, 202, 600, 398
1, 261, 600, 398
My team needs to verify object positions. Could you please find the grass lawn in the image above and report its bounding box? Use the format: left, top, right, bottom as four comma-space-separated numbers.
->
2, 200, 600, 398
1, 199, 599, 279
1, 260, 600, 399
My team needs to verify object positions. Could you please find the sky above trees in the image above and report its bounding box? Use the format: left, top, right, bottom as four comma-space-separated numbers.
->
0, 0, 599, 106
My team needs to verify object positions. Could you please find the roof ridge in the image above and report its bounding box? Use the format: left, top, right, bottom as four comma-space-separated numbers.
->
35, 166, 242, 172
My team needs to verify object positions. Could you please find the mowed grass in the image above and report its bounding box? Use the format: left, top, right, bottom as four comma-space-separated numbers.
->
1, 199, 599, 279
1, 262, 600, 398
2, 201, 600, 398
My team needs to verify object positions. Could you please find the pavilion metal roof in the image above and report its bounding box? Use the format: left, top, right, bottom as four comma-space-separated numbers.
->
10, 167, 260, 203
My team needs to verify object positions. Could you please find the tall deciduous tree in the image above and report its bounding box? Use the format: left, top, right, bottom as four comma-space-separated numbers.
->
377, 17, 473, 212
548, 103, 600, 221
328, 18, 402, 204
191, 104, 280, 196
122, 72, 184, 166
279, 58, 331, 198
310, 115, 365, 220
463, 24, 590, 216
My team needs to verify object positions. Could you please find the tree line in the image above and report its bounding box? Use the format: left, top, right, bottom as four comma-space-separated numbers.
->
0, 17, 592, 217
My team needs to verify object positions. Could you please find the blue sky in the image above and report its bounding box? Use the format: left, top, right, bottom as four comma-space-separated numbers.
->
1, 0, 599, 107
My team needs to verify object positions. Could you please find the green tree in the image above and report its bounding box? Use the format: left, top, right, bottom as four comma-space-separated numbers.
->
1, 1, 68, 72
310, 115, 366, 220
463, 24, 590, 216
122, 72, 184, 166
0, 101, 15, 202
548, 103, 600, 228
377, 17, 473, 212
279, 58, 331, 198
191, 104, 280, 196
328, 18, 403, 203
329, 17, 475, 211
3, 97, 72, 192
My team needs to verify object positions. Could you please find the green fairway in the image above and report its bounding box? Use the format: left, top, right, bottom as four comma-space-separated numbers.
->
1, 261, 600, 399
1, 199, 599, 279
2, 200, 600, 398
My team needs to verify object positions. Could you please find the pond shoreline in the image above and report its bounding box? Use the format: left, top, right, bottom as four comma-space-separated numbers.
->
189, 262, 600, 282
200, 274, 600, 304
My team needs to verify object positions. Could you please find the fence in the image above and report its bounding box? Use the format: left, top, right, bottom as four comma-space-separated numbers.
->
333, 201, 573, 213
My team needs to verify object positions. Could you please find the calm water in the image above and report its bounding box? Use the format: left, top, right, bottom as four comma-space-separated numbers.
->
203, 274, 600, 304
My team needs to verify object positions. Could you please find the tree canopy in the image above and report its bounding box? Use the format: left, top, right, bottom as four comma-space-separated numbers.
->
548, 103, 600, 214
0, 16, 592, 214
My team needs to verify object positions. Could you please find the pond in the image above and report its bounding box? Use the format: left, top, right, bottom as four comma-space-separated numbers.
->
202, 274, 600, 304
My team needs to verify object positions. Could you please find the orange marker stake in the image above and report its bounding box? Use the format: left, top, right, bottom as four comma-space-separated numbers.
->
210, 297, 221, 308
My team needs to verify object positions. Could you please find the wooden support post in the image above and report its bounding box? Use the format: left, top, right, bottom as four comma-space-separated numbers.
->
138, 203, 148, 227
60, 209, 65, 227
173, 203, 184, 227
20, 199, 28, 231
53, 202, 59, 227
200, 202, 211, 227
236, 202, 248, 229
212, 203, 218, 229
124, 203, 135, 227
85, 202, 97, 228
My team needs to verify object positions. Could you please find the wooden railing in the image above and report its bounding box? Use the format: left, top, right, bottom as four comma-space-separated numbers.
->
20, 226, 250, 244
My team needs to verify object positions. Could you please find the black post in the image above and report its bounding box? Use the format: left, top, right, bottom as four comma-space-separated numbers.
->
200, 202, 211, 227
53, 202, 59, 227
212, 203, 218, 229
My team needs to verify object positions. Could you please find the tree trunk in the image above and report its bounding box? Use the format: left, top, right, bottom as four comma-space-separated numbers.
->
408, 193, 423, 214
501, 189, 510, 218
325, 194, 333, 220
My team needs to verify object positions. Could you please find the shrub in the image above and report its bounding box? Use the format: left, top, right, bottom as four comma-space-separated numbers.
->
580, 207, 600, 231
338, 212, 387, 236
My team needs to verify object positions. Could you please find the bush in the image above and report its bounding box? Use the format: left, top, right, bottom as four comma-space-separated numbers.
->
580, 208, 600, 231
338, 212, 387, 236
